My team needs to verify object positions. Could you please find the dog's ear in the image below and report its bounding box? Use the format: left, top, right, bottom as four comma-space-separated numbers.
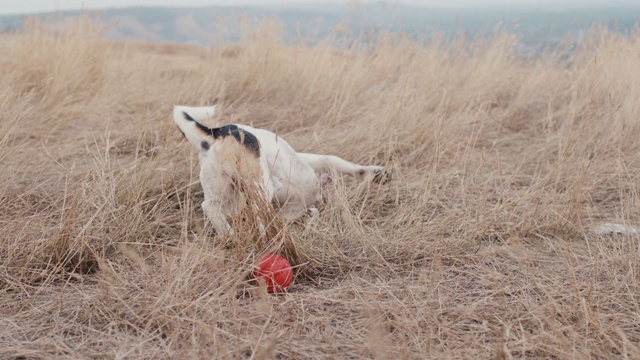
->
173, 105, 217, 152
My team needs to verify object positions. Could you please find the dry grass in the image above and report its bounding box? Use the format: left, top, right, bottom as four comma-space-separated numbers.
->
1, 17, 640, 359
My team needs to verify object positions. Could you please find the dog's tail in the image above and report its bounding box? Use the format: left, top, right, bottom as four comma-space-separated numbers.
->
173, 105, 218, 152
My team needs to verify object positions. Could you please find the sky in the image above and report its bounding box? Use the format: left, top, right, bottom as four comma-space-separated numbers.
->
0, 0, 637, 15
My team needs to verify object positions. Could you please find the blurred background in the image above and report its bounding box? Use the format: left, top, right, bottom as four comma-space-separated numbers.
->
1, 0, 639, 54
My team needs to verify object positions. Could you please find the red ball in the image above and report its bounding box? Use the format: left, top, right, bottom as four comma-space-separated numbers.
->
253, 253, 293, 293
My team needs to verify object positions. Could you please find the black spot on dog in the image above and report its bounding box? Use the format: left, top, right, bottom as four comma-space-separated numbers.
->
201, 140, 210, 150
213, 125, 260, 158
182, 111, 260, 157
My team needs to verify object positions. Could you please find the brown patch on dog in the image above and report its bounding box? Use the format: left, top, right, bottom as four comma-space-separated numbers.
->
215, 136, 262, 189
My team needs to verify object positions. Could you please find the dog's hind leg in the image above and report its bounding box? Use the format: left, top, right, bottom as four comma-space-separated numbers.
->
296, 153, 391, 184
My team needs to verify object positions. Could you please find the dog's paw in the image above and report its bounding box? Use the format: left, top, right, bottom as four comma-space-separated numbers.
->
307, 206, 320, 217
358, 166, 392, 184
372, 168, 392, 184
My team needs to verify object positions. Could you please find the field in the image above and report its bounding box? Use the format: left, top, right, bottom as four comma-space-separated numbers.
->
2, 18, 640, 359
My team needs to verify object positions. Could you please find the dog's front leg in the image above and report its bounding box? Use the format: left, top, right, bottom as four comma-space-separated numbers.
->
202, 200, 234, 236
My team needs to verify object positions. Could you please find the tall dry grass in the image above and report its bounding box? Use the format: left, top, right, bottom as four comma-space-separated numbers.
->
1, 17, 640, 358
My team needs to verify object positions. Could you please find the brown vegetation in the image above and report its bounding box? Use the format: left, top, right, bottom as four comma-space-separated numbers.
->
1, 18, 640, 358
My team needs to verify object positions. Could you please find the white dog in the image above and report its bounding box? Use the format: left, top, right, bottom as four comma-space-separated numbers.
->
173, 105, 390, 236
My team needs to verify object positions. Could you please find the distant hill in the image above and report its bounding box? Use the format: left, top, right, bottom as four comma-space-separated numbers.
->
1, 3, 639, 51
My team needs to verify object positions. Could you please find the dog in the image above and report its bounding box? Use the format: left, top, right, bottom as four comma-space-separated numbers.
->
173, 105, 390, 236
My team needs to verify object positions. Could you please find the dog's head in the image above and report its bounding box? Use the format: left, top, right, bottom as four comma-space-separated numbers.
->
173, 105, 219, 154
